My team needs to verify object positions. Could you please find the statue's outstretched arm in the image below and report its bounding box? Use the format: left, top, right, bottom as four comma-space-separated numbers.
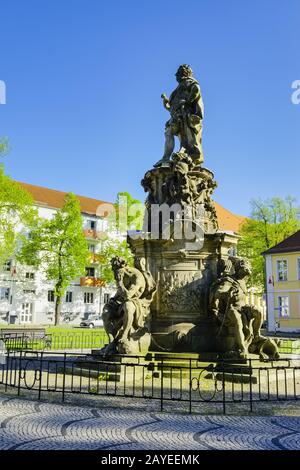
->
161, 93, 170, 110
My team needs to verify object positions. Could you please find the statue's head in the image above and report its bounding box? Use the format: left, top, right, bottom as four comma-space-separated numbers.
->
233, 257, 251, 279
110, 256, 127, 273
217, 258, 234, 277
175, 64, 193, 82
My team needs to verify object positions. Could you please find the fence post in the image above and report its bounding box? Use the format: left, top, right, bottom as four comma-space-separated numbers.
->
189, 358, 192, 414
5, 349, 10, 392
62, 353, 67, 402
222, 367, 226, 414
38, 351, 44, 400
249, 359, 253, 413
160, 357, 164, 412
17, 351, 22, 396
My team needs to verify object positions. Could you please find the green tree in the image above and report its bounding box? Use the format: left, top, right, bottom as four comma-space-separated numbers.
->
0, 137, 9, 158
238, 196, 300, 290
114, 191, 144, 231
0, 168, 36, 266
19, 193, 90, 325
98, 191, 144, 284
99, 237, 133, 284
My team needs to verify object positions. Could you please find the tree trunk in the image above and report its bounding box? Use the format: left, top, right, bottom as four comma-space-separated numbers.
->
54, 296, 61, 326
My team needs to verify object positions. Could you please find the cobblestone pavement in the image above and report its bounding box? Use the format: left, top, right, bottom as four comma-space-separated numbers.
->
0, 395, 300, 450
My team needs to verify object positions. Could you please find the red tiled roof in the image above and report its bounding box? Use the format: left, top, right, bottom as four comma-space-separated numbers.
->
262, 230, 300, 255
213, 201, 245, 233
18, 181, 246, 232
18, 181, 114, 216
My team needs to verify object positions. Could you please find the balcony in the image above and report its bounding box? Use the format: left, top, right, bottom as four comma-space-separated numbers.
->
80, 277, 106, 287
89, 253, 106, 264
84, 229, 107, 240
84, 229, 97, 239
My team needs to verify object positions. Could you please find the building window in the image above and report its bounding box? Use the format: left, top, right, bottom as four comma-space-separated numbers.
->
48, 290, 55, 302
228, 246, 237, 257
23, 290, 36, 294
87, 220, 96, 230
278, 296, 289, 317
84, 292, 94, 304
103, 293, 110, 304
25, 272, 35, 280
277, 260, 288, 281
0, 287, 10, 301
65, 291, 73, 303
86, 267, 95, 277
88, 244, 95, 253
3, 261, 11, 272
21, 303, 33, 323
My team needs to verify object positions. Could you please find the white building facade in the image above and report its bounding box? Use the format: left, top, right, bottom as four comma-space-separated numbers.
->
0, 181, 261, 326
0, 183, 117, 326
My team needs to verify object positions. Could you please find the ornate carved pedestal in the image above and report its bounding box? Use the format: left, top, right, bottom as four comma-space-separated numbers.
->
129, 158, 240, 353
129, 229, 239, 353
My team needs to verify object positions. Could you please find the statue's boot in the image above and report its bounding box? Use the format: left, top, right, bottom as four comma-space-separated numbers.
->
154, 157, 170, 168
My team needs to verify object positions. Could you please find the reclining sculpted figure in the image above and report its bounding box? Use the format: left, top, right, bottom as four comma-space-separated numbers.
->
210, 257, 280, 360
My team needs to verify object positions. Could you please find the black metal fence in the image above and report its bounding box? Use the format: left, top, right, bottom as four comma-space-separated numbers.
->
50, 331, 107, 350
0, 333, 31, 350
0, 350, 299, 414
1, 330, 299, 355
0, 331, 108, 351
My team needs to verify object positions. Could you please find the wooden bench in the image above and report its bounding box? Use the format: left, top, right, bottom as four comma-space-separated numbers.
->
0, 328, 52, 350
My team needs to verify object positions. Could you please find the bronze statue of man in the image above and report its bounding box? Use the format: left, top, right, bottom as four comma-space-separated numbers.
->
155, 64, 204, 167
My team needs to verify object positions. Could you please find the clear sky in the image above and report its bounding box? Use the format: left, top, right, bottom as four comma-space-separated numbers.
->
0, 0, 299, 216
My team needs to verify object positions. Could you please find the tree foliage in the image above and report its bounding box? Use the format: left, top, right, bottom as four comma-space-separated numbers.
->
99, 237, 134, 284
19, 193, 90, 325
238, 196, 300, 290
0, 137, 9, 158
114, 191, 144, 231
0, 168, 36, 266
99, 191, 144, 284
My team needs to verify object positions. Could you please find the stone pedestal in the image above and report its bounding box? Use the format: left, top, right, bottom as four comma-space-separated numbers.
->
126, 158, 241, 354
130, 232, 238, 321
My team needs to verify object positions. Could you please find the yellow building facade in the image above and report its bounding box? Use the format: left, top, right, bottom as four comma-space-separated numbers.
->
264, 230, 300, 332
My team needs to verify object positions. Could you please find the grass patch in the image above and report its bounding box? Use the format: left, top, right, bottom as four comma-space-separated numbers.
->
279, 339, 300, 354
0, 325, 108, 350
49, 327, 108, 350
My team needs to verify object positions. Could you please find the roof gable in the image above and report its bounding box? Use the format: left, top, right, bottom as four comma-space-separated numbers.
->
262, 230, 300, 255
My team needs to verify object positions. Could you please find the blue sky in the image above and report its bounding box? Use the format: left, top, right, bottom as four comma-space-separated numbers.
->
0, 0, 299, 216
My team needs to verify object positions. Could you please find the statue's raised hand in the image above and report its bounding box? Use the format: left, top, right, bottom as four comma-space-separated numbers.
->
161, 93, 170, 110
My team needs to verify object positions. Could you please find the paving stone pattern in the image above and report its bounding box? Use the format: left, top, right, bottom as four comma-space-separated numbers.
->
0, 395, 300, 450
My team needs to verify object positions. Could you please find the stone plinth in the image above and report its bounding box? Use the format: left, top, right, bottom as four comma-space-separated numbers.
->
129, 229, 239, 352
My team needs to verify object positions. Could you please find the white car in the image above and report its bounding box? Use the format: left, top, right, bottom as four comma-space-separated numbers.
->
80, 316, 104, 328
